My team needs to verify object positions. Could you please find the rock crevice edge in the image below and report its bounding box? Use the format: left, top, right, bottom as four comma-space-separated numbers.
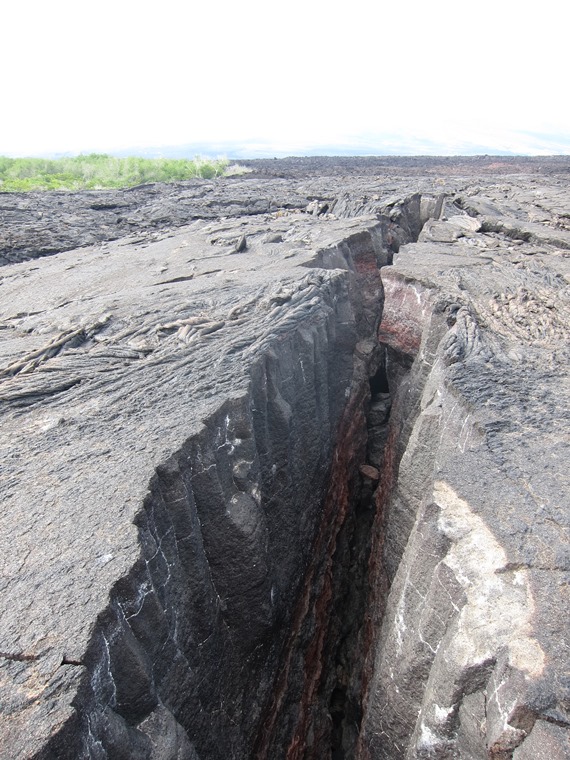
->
12, 218, 400, 760
358, 225, 570, 759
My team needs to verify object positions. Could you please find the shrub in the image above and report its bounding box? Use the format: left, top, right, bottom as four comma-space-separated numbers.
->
0, 154, 230, 192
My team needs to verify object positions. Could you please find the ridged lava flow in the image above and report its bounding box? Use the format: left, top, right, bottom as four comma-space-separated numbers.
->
1, 162, 569, 760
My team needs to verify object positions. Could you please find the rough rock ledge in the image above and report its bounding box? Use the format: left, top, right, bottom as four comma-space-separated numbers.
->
0, 157, 569, 760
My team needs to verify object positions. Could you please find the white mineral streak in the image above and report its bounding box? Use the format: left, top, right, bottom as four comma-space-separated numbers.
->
414, 481, 546, 752
434, 480, 543, 678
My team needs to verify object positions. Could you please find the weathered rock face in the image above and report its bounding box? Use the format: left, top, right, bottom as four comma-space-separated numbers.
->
0, 158, 569, 759
358, 197, 570, 759
0, 203, 406, 759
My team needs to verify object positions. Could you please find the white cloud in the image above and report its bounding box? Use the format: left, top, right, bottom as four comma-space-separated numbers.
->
1, 0, 569, 156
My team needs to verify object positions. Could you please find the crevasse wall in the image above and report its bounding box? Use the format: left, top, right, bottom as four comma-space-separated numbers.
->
36, 214, 411, 759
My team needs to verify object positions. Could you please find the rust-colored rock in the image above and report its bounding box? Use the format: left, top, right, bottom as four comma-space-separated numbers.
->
359, 464, 380, 481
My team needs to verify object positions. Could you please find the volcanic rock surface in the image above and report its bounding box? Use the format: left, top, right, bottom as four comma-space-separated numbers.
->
0, 157, 569, 760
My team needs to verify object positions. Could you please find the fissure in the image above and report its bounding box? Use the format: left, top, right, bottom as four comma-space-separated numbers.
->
252, 202, 427, 759
1, 163, 569, 760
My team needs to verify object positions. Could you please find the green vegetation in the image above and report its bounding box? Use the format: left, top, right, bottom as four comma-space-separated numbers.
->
0, 154, 230, 192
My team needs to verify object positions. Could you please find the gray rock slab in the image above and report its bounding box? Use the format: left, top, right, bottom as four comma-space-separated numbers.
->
0, 212, 386, 757
360, 185, 570, 759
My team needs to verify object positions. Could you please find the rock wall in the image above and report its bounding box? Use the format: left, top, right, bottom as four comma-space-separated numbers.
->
358, 210, 570, 758
0, 208, 404, 759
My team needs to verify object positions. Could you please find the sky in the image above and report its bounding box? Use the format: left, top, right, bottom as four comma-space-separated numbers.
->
2, 0, 569, 157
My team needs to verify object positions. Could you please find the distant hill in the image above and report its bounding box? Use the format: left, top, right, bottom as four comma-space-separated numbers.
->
15, 131, 570, 162
103, 132, 569, 161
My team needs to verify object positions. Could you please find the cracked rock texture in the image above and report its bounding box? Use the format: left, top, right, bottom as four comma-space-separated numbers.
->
0, 157, 569, 759
358, 176, 570, 759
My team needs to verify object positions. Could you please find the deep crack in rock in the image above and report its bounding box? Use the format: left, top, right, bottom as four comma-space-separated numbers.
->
1, 158, 569, 760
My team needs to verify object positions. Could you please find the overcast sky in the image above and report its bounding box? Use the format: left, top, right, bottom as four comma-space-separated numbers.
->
2, 0, 569, 157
